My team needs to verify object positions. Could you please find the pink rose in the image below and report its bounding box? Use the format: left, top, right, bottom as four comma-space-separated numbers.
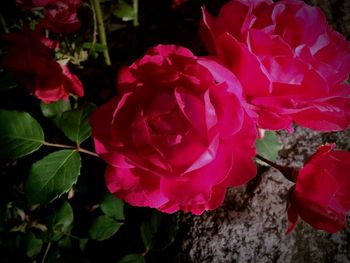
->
16, 0, 81, 33
16, 0, 54, 8
90, 45, 257, 214
201, 0, 350, 131
172, 0, 187, 8
2, 31, 84, 103
287, 144, 350, 233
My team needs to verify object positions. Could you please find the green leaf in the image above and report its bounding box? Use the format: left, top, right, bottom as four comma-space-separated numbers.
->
25, 232, 43, 258
48, 201, 74, 242
100, 193, 124, 220
0, 206, 5, 232
79, 238, 88, 252
112, 0, 135, 21
256, 131, 282, 164
60, 103, 96, 145
140, 211, 161, 249
82, 42, 107, 52
26, 150, 81, 205
89, 215, 122, 241
117, 254, 146, 263
57, 236, 72, 250
153, 213, 180, 250
0, 71, 18, 92
40, 100, 71, 126
0, 110, 44, 160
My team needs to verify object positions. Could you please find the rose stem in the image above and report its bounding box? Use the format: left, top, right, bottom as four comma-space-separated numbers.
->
41, 242, 51, 263
42, 141, 99, 158
133, 0, 139, 27
0, 12, 9, 33
91, 0, 111, 66
88, 0, 98, 57
256, 154, 296, 182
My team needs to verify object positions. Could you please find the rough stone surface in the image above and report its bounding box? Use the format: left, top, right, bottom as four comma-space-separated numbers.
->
181, 128, 350, 263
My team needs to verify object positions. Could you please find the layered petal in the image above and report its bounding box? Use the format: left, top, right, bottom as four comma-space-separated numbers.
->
90, 45, 257, 214
2, 31, 84, 103
288, 144, 350, 233
201, 0, 350, 131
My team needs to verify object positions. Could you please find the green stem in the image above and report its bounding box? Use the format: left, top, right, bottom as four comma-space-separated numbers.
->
0, 12, 9, 33
54, 230, 83, 240
76, 146, 99, 158
88, 0, 98, 57
133, 0, 139, 27
42, 141, 75, 149
42, 141, 99, 158
256, 154, 297, 182
91, 0, 111, 66
41, 242, 51, 263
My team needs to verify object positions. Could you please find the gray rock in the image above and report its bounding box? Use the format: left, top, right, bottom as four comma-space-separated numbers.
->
181, 128, 350, 263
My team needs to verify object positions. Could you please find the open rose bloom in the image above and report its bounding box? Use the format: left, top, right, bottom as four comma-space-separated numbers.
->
287, 144, 350, 233
201, 0, 350, 131
90, 45, 257, 214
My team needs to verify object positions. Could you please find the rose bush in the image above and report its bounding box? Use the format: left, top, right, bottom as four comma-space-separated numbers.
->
287, 144, 350, 233
16, 0, 81, 33
2, 31, 84, 103
90, 45, 257, 214
201, 0, 350, 131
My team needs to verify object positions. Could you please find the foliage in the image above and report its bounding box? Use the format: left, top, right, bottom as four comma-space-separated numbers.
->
0, 0, 182, 262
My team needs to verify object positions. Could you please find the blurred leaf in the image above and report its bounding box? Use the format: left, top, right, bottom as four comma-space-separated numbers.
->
40, 100, 71, 126
82, 42, 107, 52
79, 238, 88, 252
0, 110, 44, 160
117, 254, 146, 263
256, 131, 282, 164
48, 201, 74, 242
60, 103, 96, 145
0, 206, 5, 232
25, 232, 43, 258
100, 193, 124, 220
112, 0, 135, 21
140, 211, 161, 249
89, 215, 122, 241
57, 236, 72, 250
0, 71, 18, 92
46, 249, 60, 263
154, 213, 180, 251
26, 150, 81, 205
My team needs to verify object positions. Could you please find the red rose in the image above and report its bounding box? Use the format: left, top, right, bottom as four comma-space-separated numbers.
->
2, 31, 84, 103
287, 144, 350, 233
172, 0, 187, 8
39, 0, 81, 33
90, 45, 257, 214
16, 0, 54, 9
16, 0, 81, 33
201, 0, 350, 131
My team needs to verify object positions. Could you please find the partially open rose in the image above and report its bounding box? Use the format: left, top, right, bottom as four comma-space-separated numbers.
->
16, 0, 81, 33
201, 0, 350, 131
2, 31, 83, 103
90, 45, 257, 214
287, 144, 350, 233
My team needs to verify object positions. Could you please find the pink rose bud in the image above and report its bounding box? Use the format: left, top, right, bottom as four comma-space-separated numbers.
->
90, 45, 257, 215
201, 0, 350, 131
287, 144, 350, 233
